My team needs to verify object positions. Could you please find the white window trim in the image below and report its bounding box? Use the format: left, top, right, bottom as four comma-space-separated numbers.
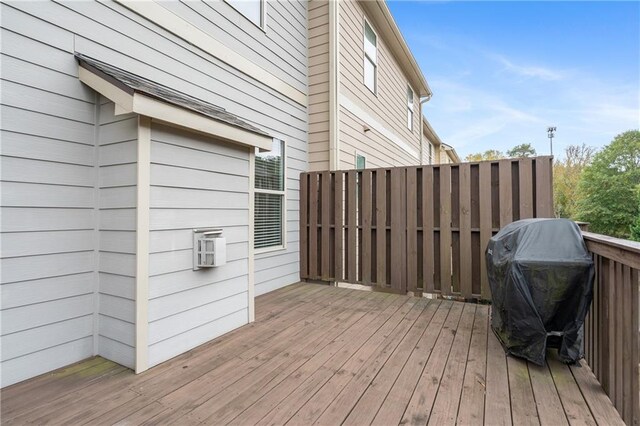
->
407, 85, 414, 132
363, 18, 378, 96
224, 0, 267, 31
78, 65, 273, 151
254, 139, 287, 254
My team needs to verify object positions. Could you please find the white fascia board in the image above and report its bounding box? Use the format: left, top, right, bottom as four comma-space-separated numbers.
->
339, 94, 420, 161
79, 65, 273, 151
132, 93, 273, 151
114, 0, 306, 106
78, 66, 133, 112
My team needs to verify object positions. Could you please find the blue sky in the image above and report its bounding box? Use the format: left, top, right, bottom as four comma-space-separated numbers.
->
387, 1, 640, 160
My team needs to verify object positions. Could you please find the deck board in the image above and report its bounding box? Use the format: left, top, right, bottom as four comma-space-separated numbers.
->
0, 284, 624, 425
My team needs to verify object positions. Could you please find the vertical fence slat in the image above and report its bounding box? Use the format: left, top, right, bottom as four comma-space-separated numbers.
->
499, 160, 513, 228
346, 170, 357, 282
519, 158, 534, 219
535, 157, 553, 217
611, 262, 624, 413
390, 168, 404, 292
300, 173, 309, 279
376, 170, 387, 287
407, 167, 418, 294
459, 163, 472, 299
622, 265, 632, 422
321, 172, 331, 280
362, 170, 373, 286
587, 254, 601, 377
334, 172, 344, 281
615, 261, 623, 414
479, 162, 493, 300
422, 167, 435, 294
602, 257, 612, 395
632, 267, 639, 426
440, 165, 452, 296
308, 173, 319, 279
608, 259, 617, 404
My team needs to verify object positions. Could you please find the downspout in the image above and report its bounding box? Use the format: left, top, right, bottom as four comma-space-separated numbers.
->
419, 94, 432, 165
328, 0, 340, 170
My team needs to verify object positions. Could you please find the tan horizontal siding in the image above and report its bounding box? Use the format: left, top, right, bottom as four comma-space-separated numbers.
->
308, 0, 330, 172
338, 0, 420, 157
338, 106, 416, 170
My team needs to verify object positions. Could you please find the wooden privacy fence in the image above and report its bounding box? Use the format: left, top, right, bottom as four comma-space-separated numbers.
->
583, 232, 640, 425
299, 156, 554, 300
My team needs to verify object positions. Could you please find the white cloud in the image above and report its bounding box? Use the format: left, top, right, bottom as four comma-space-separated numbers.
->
424, 78, 545, 152
494, 55, 565, 81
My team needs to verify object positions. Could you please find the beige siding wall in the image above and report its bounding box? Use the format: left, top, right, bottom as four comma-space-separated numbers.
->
338, 0, 421, 168
339, 107, 418, 169
308, 0, 330, 171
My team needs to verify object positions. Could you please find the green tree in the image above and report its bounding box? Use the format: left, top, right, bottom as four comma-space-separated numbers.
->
553, 144, 597, 218
464, 149, 504, 162
507, 143, 536, 158
630, 191, 640, 241
575, 130, 640, 238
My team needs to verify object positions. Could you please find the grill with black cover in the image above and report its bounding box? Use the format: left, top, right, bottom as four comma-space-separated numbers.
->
486, 218, 594, 365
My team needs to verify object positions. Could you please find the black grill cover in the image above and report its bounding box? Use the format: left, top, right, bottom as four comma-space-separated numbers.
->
486, 218, 594, 365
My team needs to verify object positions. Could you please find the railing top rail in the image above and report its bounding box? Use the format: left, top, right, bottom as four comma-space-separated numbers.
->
300, 156, 555, 175
582, 231, 640, 270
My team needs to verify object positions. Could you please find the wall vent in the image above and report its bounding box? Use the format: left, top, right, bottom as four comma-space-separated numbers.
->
193, 228, 226, 270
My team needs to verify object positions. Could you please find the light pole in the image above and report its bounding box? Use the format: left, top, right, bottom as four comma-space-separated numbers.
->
547, 126, 557, 156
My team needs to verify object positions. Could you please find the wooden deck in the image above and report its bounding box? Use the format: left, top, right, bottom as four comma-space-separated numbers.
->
0, 283, 625, 425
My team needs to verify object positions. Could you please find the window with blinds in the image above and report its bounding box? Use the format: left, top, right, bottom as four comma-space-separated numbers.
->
255, 139, 285, 250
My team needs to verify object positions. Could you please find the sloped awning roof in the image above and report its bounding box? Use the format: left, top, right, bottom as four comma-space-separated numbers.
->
76, 54, 274, 151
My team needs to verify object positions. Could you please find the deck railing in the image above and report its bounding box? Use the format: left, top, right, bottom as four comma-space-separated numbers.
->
299, 156, 554, 299
583, 232, 640, 425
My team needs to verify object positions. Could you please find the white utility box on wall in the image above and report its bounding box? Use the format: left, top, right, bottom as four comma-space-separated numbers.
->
193, 228, 226, 270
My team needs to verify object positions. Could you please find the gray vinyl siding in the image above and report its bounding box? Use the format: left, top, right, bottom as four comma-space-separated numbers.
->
160, 1, 307, 93
0, 0, 307, 386
0, 24, 96, 386
147, 124, 250, 367
96, 99, 137, 369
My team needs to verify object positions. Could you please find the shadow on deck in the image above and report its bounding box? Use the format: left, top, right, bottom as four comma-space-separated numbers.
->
0, 283, 625, 425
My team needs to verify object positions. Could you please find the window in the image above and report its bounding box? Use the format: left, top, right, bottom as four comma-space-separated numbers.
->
255, 139, 285, 250
356, 154, 366, 170
226, 0, 264, 28
363, 21, 377, 94
407, 86, 414, 131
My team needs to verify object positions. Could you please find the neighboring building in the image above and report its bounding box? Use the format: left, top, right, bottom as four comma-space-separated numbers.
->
439, 143, 461, 164
0, 0, 307, 387
422, 116, 460, 164
308, 0, 433, 170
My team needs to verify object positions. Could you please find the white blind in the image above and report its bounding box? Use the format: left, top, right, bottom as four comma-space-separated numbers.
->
255, 139, 284, 249
255, 193, 283, 248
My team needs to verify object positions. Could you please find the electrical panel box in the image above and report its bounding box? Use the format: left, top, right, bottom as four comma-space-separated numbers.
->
193, 228, 226, 270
